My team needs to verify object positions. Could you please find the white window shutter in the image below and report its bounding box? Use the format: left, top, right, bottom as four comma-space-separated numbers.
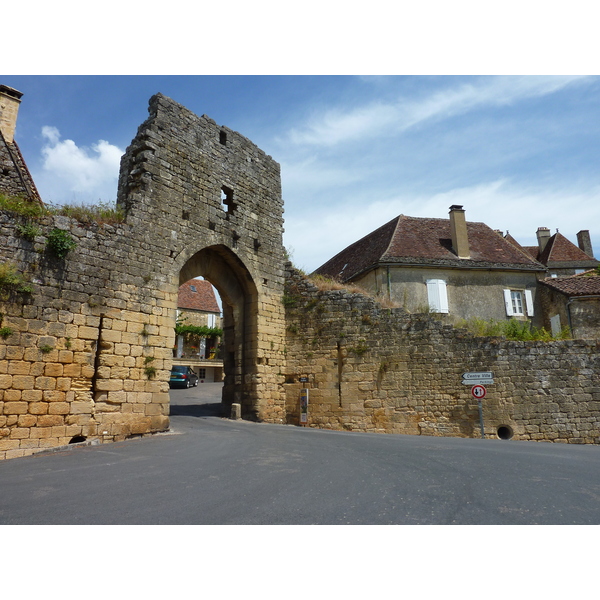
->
525, 290, 534, 316
503, 289, 514, 316
427, 279, 449, 313
438, 280, 449, 313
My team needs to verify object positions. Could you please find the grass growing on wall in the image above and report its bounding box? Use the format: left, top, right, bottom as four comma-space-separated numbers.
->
0, 262, 33, 297
455, 317, 571, 341
0, 194, 124, 224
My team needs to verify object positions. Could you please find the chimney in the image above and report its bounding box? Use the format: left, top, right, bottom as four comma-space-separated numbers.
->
449, 205, 470, 259
0, 85, 23, 144
577, 230, 594, 257
536, 227, 551, 252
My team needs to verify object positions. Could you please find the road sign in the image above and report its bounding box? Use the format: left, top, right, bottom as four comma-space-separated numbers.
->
462, 371, 494, 385
471, 384, 487, 399
300, 388, 309, 424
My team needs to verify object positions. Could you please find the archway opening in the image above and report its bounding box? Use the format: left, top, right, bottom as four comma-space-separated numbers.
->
172, 245, 259, 420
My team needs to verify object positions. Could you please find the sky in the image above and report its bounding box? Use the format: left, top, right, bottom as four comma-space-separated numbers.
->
2, 74, 600, 273
3, 4, 598, 592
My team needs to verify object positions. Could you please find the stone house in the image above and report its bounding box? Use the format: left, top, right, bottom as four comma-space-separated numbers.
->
175, 278, 223, 382
538, 271, 600, 339
314, 205, 547, 326
508, 227, 598, 277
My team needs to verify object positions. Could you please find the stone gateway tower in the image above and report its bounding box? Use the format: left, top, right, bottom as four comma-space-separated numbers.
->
116, 93, 287, 422
0, 93, 287, 459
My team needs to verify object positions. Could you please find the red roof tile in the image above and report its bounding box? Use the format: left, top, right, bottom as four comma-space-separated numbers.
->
538, 232, 598, 266
315, 215, 544, 281
540, 274, 600, 297
178, 279, 220, 313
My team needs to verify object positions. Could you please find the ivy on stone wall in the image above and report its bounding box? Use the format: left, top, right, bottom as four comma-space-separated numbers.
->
174, 323, 223, 339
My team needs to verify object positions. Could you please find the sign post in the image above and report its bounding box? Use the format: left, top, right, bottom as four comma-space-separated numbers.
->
462, 371, 494, 385
471, 384, 486, 439
300, 388, 309, 425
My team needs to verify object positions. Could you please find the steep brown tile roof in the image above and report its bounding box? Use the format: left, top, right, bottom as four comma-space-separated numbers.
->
178, 279, 220, 313
0, 129, 42, 203
538, 232, 598, 267
540, 274, 600, 297
315, 214, 544, 281
508, 232, 599, 269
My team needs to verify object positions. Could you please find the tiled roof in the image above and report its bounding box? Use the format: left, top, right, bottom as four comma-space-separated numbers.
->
314, 215, 544, 281
540, 273, 600, 297
510, 233, 598, 268
0, 129, 42, 203
538, 233, 598, 267
178, 279, 220, 313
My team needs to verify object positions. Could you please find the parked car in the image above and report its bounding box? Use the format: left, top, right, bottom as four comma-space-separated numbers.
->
170, 365, 199, 388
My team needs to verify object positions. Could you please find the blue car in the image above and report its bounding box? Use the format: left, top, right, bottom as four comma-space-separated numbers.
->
170, 365, 199, 388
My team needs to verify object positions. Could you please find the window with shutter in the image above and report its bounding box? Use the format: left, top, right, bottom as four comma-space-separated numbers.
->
504, 289, 530, 317
426, 279, 449, 313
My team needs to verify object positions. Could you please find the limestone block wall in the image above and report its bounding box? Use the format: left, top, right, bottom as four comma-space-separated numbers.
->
284, 266, 600, 444
0, 92, 287, 460
0, 213, 172, 460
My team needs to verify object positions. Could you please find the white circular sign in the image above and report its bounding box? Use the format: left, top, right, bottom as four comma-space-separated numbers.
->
471, 384, 487, 399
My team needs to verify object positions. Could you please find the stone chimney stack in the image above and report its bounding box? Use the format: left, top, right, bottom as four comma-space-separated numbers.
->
449, 205, 470, 259
0, 85, 23, 144
577, 230, 594, 257
536, 227, 551, 252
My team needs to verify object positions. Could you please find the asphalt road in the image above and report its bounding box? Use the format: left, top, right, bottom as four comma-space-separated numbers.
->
1, 382, 600, 524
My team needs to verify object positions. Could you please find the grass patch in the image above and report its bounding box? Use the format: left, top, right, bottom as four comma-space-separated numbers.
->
308, 274, 402, 308
0, 262, 33, 297
0, 193, 124, 225
455, 317, 571, 341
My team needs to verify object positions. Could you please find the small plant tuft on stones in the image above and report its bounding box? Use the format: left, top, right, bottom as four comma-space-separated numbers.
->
0, 326, 13, 339
47, 228, 77, 258
144, 365, 157, 379
16, 221, 41, 241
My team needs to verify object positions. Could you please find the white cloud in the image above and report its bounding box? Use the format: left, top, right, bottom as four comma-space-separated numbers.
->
286, 178, 600, 273
284, 76, 590, 148
37, 126, 123, 204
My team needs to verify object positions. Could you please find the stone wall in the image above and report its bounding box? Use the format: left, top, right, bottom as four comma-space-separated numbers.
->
539, 284, 600, 340
2, 90, 600, 460
283, 267, 600, 443
0, 93, 287, 460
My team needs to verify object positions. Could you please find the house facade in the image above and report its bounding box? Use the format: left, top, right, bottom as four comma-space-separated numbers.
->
538, 272, 600, 339
314, 205, 547, 326
175, 278, 223, 382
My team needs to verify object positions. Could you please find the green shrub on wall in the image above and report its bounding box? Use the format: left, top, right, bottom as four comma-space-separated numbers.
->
46, 228, 77, 258
0, 262, 33, 297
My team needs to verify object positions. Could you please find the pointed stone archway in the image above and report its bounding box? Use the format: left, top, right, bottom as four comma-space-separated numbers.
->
177, 244, 259, 419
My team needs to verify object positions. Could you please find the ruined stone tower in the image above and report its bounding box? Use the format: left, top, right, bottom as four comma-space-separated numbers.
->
0, 93, 287, 459
116, 93, 288, 421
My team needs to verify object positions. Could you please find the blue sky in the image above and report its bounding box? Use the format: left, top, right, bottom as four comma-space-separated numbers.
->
3, 74, 600, 272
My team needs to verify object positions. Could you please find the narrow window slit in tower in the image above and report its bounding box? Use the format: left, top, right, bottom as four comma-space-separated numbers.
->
220, 186, 236, 218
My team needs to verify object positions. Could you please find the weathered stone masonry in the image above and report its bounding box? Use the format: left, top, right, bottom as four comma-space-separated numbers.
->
284, 267, 600, 443
0, 93, 287, 459
1, 91, 599, 460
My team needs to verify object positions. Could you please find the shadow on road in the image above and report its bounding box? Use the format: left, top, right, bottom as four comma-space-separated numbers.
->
169, 402, 224, 418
